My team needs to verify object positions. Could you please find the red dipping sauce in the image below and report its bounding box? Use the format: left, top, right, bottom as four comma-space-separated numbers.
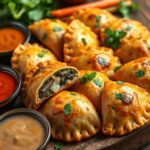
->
0, 71, 17, 102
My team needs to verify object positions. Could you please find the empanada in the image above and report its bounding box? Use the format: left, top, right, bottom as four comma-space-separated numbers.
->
70, 8, 116, 35
11, 43, 57, 77
100, 18, 150, 63
22, 61, 79, 109
113, 57, 150, 93
114, 34, 150, 64
71, 70, 109, 112
101, 81, 150, 136
67, 47, 121, 78
40, 90, 101, 142
29, 19, 67, 60
64, 19, 99, 63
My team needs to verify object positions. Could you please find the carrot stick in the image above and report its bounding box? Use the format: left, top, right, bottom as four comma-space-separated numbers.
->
51, 0, 131, 17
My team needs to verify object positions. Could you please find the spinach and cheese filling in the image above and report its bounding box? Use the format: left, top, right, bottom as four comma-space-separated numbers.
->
38, 68, 78, 99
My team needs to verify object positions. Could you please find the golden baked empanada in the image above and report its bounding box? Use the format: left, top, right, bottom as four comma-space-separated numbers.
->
101, 81, 150, 136
22, 61, 79, 109
113, 57, 150, 93
70, 8, 116, 35
29, 19, 67, 60
100, 18, 150, 63
11, 43, 57, 77
67, 47, 121, 78
71, 70, 109, 112
114, 34, 150, 64
64, 19, 99, 63
40, 90, 101, 142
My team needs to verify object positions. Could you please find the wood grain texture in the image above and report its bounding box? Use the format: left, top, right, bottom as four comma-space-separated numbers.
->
47, 0, 150, 149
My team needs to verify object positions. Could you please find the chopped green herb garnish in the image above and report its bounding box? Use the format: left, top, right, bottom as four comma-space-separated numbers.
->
104, 28, 126, 50
135, 70, 145, 78
38, 49, 48, 58
118, 0, 139, 18
93, 79, 102, 87
70, 92, 77, 96
81, 37, 87, 45
64, 103, 71, 115
117, 80, 124, 85
147, 46, 150, 50
80, 72, 96, 84
95, 16, 101, 22
42, 33, 48, 40
125, 26, 132, 31
114, 66, 121, 72
116, 93, 124, 100
95, 16, 101, 28
53, 27, 62, 32
54, 141, 63, 150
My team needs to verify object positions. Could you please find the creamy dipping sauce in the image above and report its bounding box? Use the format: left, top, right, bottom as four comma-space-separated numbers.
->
0, 28, 25, 52
0, 115, 44, 150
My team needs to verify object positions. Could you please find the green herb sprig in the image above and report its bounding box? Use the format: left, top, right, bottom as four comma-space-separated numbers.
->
64, 103, 71, 115
0, 0, 58, 25
80, 72, 96, 84
118, 0, 139, 18
104, 28, 126, 50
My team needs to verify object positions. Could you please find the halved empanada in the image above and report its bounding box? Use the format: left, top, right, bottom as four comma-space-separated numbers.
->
64, 19, 99, 63
100, 18, 150, 63
29, 19, 67, 60
101, 81, 150, 136
22, 61, 79, 109
70, 8, 116, 35
71, 70, 109, 112
113, 57, 150, 93
67, 47, 121, 78
11, 43, 57, 77
40, 90, 101, 142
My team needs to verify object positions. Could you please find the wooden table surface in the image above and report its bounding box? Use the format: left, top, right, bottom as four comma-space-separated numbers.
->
47, 0, 150, 150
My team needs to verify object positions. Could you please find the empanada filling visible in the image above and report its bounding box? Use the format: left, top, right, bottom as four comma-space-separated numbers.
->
38, 68, 78, 100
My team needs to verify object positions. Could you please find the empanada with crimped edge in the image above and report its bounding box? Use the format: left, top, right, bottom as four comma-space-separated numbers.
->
22, 61, 79, 109
101, 81, 150, 136
113, 57, 150, 93
40, 90, 101, 142
70, 8, 116, 35
11, 43, 57, 77
64, 19, 99, 63
114, 34, 150, 64
71, 70, 109, 112
67, 47, 121, 78
100, 18, 150, 63
29, 19, 67, 60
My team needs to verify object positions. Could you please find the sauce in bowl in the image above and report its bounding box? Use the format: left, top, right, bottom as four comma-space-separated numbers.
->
0, 71, 17, 102
0, 115, 44, 150
0, 28, 25, 52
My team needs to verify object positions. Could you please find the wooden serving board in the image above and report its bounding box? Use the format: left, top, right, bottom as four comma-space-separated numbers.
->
46, 0, 150, 149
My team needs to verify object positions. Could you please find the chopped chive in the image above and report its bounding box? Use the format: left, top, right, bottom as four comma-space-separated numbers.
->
80, 72, 96, 84
38, 49, 48, 58
70, 92, 77, 96
125, 26, 132, 31
135, 70, 145, 78
42, 33, 48, 40
93, 79, 102, 87
114, 66, 121, 72
116, 93, 124, 100
64, 103, 71, 115
117, 80, 124, 85
53, 27, 62, 32
81, 37, 87, 45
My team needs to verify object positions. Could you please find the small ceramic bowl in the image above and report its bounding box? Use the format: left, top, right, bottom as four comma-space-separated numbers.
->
0, 108, 51, 150
0, 21, 30, 56
0, 65, 21, 111
0, 21, 30, 65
